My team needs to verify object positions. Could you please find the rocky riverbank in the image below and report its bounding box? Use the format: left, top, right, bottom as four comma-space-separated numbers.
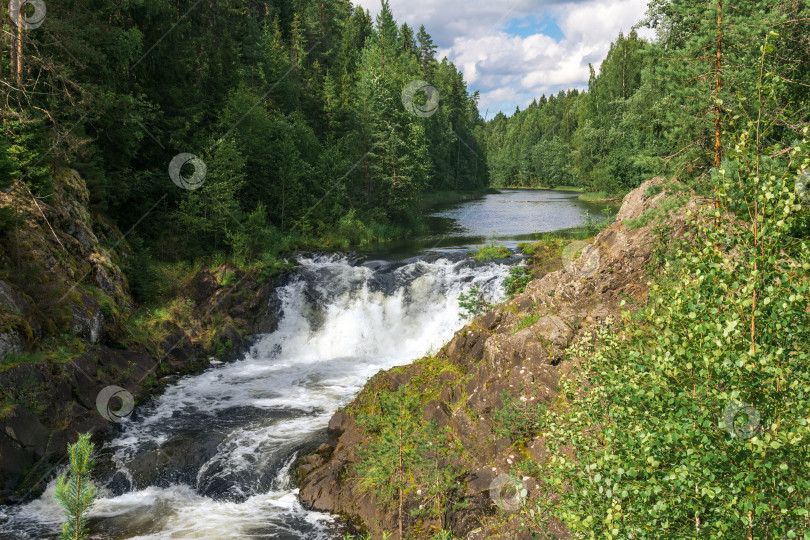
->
297, 177, 704, 539
0, 169, 285, 503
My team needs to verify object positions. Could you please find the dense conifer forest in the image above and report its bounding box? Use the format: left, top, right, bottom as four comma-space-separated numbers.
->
1, 0, 487, 283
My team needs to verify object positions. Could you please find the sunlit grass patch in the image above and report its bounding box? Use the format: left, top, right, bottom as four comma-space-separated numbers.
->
474, 243, 511, 262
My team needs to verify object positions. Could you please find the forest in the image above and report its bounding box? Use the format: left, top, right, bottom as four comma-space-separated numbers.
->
0, 0, 487, 292
4, 0, 809, 265
1, 0, 810, 538
485, 2, 810, 195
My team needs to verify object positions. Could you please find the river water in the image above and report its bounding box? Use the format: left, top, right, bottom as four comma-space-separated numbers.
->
0, 189, 613, 539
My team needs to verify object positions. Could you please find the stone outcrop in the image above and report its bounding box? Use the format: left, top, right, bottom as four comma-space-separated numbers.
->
297, 177, 705, 539
0, 170, 285, 503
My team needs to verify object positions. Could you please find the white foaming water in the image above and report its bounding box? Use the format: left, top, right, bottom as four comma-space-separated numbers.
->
0, 254, 510, 539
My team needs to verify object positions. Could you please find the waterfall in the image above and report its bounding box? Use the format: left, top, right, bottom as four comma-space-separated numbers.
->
0, 254, 511, 539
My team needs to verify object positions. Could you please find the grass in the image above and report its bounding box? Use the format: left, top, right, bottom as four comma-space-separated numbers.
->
517, 234, 566, 257
0, 332, 88, 372
348, 353, 469, 420
578, 191, 612, 202
474, 243, 511, 262
219, 270, 238, 287
0, 350, 45, 370
404, 354, 467, 405
514, 314, 540, 332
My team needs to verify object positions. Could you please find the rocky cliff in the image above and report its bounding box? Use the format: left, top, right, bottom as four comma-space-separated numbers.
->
0, 170, 283, 503
297, 178, 704, 539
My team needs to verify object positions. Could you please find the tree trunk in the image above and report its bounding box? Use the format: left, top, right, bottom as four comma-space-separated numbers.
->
714, 0, 723, 169
713, 0, 723, 225
15, 6, 23, 90
398, 421, 403, 539
1, 3, 5, 84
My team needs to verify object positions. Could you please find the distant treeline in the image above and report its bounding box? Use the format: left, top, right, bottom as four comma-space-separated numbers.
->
485, 1, 810, 194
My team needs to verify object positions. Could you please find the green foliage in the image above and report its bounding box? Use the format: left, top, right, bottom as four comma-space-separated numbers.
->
581, 207, 616, 237
514, 314, 539, 333
2, 0, 489, 281
486, 4, 810, 195
486, 31, 650, 193
503, 265, 534, 298
226, 203, 282, 266
457, 286, 492, 320
121, 235, 159, 304
356, 388, 462, 536
0, 350, 44, 369
0, 118, 51, 195
473, 244, 511, 262
518, 235, 567, 261
494, 390, 547, 445
219, 271, 238, 288
0, 206, 21, 236
644, 184, 663, 197
524, 100, 810, 537
55, 434, 96, 540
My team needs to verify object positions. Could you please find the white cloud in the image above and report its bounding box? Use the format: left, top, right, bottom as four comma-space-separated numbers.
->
354, 0, 655, 114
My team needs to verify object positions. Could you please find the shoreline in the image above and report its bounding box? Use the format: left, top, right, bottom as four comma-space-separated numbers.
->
492, 185, 624, 203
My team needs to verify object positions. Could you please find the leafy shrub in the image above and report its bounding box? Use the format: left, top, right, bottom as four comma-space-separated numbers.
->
494, 390, 547, 445
356, 388, 462, 537
227, 203, 283, 265
457, 286, 491, 319
503, 265, 534, 297
334, 209, 369, 246
582, 207, 616, 236
526, 125, 810, 537
121, 234, 159, 304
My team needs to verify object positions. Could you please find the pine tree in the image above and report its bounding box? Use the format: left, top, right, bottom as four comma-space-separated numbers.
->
639, 0, 790, 182
356, 388, 461, 537
356, 389, 424, 537
54, 434, 96, 540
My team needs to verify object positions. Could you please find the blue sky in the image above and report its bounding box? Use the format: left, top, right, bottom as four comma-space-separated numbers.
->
503, 14, 565, 41
355, 0, 654, 116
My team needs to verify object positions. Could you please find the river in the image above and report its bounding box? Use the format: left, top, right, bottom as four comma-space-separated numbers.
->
0, 189, 614, 539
